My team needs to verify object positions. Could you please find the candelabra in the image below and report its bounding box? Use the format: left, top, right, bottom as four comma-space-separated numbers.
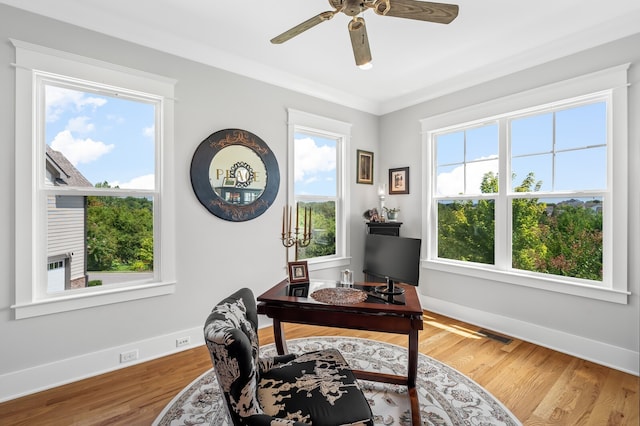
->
281, 203, 312, 262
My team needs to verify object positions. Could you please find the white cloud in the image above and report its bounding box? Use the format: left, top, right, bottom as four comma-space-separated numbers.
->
46, 86, 107, 123
50, 130, 114, 166
143, 125, 155, 138
111, 174, 155, 190
66, 116, 95, 134
437, 157, 498, 195
294, 137, 336, 182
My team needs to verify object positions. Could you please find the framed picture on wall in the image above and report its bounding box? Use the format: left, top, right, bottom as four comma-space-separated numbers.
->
389, 167, 409, 194
357, 149, 374, 184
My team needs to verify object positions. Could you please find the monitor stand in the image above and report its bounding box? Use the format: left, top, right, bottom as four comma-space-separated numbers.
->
375, 277, 405, 295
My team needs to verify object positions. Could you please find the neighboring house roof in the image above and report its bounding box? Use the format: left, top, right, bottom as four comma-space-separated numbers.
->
46, 145, 93, 187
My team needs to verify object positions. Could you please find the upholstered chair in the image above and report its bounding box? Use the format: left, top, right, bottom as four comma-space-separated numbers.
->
204, 287, 374, 426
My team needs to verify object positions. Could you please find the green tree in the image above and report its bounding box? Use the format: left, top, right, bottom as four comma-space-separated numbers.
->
86, 183, 153, 272
537, 202, 602, 280
297, 201, 336, 259
437, 170, 603, 281
437, 172, 496, 264
511, 172, 547, 271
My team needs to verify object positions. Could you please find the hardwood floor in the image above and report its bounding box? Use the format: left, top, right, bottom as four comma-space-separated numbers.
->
1, 311, 637, 425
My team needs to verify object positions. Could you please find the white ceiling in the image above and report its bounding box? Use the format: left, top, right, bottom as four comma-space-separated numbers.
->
3, 0, 640, 115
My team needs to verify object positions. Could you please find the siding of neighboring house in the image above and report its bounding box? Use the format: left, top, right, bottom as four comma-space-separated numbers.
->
47, 195, 87, 289
45, 146, 92, 290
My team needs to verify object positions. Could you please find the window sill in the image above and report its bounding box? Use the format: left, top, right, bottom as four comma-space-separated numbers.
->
424, 259, 629, 304
307, 256, 351, 272
12, 281, 176, 319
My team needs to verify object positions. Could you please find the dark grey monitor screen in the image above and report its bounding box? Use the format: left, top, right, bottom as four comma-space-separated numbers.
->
363, 234, 421, 286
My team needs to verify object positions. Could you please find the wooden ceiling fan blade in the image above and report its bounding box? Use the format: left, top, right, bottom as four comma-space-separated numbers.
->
271, 11, 337, 44
373, 0, 459, 24
348, 17, 372, 68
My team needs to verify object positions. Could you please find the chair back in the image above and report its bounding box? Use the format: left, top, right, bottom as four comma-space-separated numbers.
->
204, 288, 262, 424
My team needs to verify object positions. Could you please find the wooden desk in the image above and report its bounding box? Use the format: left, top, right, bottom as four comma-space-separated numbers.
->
257, 279, 423, 425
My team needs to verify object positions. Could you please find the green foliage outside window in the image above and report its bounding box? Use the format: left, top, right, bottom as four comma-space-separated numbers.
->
438, 172, 603, 280
86, 182, 154, 272
296, 201, 336, 260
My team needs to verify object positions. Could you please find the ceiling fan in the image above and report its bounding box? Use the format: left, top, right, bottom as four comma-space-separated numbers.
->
271, 0, 459, 68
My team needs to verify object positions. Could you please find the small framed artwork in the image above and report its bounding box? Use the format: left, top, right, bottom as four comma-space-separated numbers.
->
356, 149, 374, 184
288, 260, 309, 284
222, 177, 236, 187
389, 167, 409, 194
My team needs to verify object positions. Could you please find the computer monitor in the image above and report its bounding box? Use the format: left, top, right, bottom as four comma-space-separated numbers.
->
363, 234, 421, 295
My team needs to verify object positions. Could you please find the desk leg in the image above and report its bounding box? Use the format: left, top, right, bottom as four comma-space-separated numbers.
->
408, 330, 420, 425
408, 330, 418, 387
273, 319, 289, 355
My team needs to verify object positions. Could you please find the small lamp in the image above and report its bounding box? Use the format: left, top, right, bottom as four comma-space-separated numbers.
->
378, 184, 386, 220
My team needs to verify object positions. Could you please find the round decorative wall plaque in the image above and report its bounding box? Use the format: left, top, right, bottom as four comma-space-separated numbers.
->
190, 129, 280, 222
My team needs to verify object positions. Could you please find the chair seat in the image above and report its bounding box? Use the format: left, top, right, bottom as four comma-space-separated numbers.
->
257, 348, 372, 425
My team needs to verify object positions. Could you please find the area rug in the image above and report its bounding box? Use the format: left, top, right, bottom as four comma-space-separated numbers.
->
153, 336, 521, 426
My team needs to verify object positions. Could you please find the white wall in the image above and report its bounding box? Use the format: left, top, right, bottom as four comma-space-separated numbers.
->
0, 4, 379, 401
378, 34, 640, 374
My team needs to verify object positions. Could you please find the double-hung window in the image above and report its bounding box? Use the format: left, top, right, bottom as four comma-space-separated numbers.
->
13, 40, 176, 318
422, 65, 629, 303
287, 109, 350, 268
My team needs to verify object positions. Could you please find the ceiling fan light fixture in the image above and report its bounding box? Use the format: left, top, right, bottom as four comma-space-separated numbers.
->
358, 61, 373, 70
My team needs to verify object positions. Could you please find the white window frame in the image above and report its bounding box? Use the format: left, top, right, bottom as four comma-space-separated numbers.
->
287, 109, 351, 271
12, 39, 177, 319
421, 64, 629, 304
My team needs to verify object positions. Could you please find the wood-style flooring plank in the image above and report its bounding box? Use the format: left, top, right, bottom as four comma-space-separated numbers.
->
0, 311, 637, 426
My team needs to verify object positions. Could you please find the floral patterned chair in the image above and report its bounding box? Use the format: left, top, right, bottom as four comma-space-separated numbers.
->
204, 287, 374, 426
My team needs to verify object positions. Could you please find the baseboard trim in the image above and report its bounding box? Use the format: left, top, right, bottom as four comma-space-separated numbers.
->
3, 299, 637, 403
0, 326, 205, 403
422, 296, 639, 376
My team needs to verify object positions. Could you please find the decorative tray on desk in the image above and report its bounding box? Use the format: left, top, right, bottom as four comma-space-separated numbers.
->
310, 287, 367, 305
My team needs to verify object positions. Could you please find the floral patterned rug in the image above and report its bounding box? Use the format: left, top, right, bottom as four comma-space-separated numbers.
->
153, 336, 521, 426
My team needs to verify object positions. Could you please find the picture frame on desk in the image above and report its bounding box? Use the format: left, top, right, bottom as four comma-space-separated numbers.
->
288, 260, 309, 284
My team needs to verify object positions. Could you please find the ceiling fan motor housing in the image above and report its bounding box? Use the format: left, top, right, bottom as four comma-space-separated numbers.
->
330, 0, 369, 16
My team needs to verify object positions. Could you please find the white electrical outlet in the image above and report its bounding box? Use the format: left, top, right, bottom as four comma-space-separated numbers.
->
176, 336, 190, 347
120, 349, 138, 363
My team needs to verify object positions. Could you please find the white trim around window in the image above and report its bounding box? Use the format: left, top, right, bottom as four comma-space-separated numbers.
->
421, 64, 630, 304
11, 39, 177, 319
287, 109, 351, 270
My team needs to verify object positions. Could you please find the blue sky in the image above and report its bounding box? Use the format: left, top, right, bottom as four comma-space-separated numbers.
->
294, 133, 337, 196
436, 101, 606, 195
45, 85, 155, 189
45, 85, 604, 197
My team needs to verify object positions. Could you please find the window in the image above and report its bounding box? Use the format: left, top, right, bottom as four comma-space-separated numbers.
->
13, 40, 177, 318
288, 109, 350, 269
422, 65, 629, 303
44, 83, 156, 293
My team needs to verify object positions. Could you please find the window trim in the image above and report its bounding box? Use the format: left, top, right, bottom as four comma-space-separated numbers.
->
12, 39, 177, 319
287, 109, 351, 270
421, 64, 629, 304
